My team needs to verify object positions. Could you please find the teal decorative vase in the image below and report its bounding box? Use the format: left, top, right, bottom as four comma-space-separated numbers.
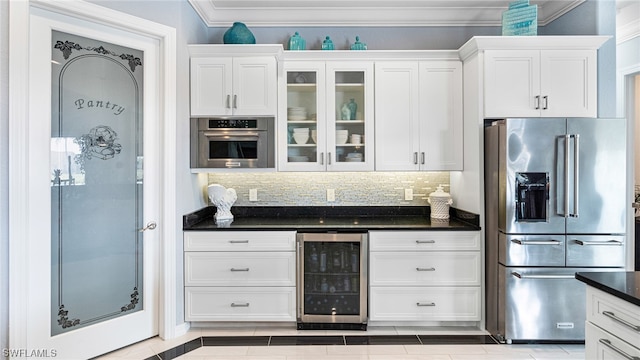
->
322, 36, 335, 50
347, 99, 357, 120
288, 32, 306, 50
350, 36, 367, 50
223, 22, 256, 44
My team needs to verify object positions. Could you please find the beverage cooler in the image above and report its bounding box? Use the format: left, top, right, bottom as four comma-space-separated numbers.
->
296, 233, 368, 330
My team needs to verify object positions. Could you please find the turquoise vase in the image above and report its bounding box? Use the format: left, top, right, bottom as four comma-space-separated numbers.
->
347, 99, 357, 120
288, 32, 306, 50
322, 36, 335, 50
350, 36, 367, 50
223, 22, 256, 44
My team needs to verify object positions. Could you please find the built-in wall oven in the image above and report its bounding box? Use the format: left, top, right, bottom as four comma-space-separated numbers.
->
296, 233, 368, 330
190, 117, 275, 169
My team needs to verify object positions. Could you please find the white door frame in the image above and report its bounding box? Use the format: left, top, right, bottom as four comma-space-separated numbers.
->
8, 0, 177, 353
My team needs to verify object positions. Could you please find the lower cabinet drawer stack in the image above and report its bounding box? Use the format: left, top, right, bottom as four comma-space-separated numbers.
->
368, 231, 481, 323
184, 231, 296, 322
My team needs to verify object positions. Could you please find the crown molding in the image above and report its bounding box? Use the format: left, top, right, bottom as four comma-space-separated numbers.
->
187, 0, 585, 27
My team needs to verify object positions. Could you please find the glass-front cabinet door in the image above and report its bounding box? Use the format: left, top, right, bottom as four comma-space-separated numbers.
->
326, 62, 374, 171
279, 61, 374, 171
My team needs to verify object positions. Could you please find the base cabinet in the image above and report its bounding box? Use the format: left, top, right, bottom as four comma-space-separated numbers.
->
585, 287, 640, 360
184, 231, 296, 322
368, 231, 481, 322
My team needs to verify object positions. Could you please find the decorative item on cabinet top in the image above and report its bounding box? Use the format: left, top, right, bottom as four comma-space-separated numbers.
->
322, 36, 335, 50
288, 32, 306, 50
501, 0, 537, 36
350, 36, 367, 50
223, 22, 256, 44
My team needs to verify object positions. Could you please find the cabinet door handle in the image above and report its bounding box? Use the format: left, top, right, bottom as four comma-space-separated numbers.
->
230, 268, 250, 272
535, 95, 541, 110
233, 94, 238, 109
598, 339, 640, 360
230, 302, 250, 307
542, 95, 549, 110
413, 152, 418, 165
602, 311, 640, 332
416, 302, 436, 307
229, 240, 249, 244
416, 240, 435, 244
416, 267, 436, 272
328, 152, 332, 165
420, 152, 425, 165
226, 94, 231, 109
320, 152, 324, 165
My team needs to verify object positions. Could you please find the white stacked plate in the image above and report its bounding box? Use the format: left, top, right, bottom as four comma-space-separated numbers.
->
288, 156, 309, 162
345, 152, 363, 162
288, 107, 307, 121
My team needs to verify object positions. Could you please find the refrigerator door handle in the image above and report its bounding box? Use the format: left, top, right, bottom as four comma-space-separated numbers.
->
571, 134, 580, 218
511, 272, 575, 279
563, 134, 570, 218
511, 239, 562, 246
573, 239, 624, 246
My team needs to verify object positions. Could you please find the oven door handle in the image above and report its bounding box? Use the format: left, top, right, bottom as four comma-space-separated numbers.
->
511, 272, 575, 279
202, 131, 260, 138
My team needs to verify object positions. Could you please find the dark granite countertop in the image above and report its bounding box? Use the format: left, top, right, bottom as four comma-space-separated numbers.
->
183, 206, 480, 232
575, 271, 640, 307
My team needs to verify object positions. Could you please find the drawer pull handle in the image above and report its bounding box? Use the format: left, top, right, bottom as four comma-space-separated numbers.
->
231, 302, 250, 307
230, 268, 250, 272
229, 240, 249, 244
511, 239, 561, 245
416, 240, 435, 244
574, 240, 623, 246
511, 272, 575, 279
416, 302, 436, 307
598, 339, 640, 360
416, 267, 436, 272
603, 311, 640, 332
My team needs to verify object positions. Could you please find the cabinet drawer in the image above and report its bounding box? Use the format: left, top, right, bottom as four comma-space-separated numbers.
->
370, 252, 480, 286
184, 231, 296, 251
369, 286, 481, 321
369, 231, 480, 251
586, 321, 640, 360
185, 286, 296, 322
185, 252, 295, 287
587, 287, 640, 345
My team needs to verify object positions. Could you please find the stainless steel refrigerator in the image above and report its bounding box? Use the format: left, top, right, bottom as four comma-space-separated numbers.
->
485, 118, 627, 343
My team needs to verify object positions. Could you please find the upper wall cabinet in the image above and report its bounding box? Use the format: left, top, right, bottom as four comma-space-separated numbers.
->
279, 58, 375, 172
484, 49, 597, 118
375, 60, 463, 171
189, 45, 282, 117
458, 36, 608, 119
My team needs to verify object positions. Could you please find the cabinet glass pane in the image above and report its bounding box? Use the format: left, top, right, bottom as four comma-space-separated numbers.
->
334, 71, 365, 164
286, 71, 318, 164
303, 242, 361, 316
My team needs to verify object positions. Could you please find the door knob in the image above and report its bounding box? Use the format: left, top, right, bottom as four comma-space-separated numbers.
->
139, 221, 157, 232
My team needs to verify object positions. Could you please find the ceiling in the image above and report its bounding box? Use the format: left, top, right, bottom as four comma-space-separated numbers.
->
187, 0, 587, 27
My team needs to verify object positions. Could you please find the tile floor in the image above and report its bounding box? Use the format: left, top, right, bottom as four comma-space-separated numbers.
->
96, 326, 586, 360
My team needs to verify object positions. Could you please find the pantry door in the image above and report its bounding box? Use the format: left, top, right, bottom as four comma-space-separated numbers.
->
9, 2, 175, 359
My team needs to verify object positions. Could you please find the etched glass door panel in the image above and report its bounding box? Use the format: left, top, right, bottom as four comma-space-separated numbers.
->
50, 31, 144, 335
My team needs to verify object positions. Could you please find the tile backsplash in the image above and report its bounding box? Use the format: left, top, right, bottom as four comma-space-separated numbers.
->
207, 172, 450, 207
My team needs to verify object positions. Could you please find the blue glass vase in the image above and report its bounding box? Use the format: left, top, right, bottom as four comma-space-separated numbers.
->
347, 99, 357, 120
223, 22, 256, 44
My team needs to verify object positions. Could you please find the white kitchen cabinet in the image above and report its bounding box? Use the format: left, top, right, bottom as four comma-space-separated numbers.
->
279, 60, 374, 171
484, 49, 597, 118
585, 287, 640, 360
368, 231, 481, 323
184, 231, 296, 322
375, 60, 463, 171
